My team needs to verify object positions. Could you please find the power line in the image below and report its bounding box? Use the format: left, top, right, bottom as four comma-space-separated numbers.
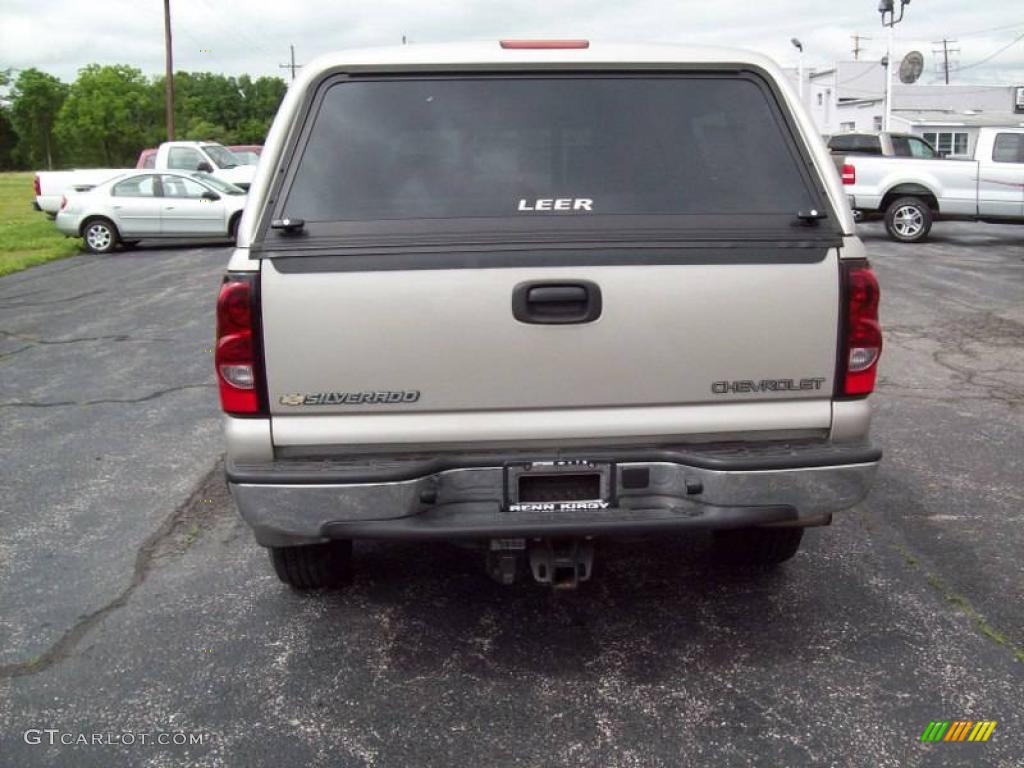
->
279, 45, 303, 81
931, 39, 960, 84
955, 20, 1024, 38
950, 32, 1024, 72
835, 62, 884, 88
195, 0, 279, 58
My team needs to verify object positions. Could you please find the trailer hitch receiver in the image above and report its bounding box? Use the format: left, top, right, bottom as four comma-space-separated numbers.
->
528, 539, 594, 589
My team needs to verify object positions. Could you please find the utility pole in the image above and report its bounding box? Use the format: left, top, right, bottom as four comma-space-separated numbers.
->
163, 0, 174, 140
851, 34, 871, 61
931, 38, 959, 84
279, 45, 303, 81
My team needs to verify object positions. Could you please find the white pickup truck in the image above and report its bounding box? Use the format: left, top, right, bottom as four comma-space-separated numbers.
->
32, 141, 257, 216
839, 127, 1024, 242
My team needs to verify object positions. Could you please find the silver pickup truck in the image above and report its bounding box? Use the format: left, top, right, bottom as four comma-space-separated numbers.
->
216, 41, 883, 589
840, 127, 1024, 242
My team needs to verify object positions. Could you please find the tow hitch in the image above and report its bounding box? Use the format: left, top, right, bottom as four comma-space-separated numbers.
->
486, 538, 594, 589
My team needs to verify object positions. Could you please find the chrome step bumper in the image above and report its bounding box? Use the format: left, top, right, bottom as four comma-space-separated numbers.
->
227, 442, 879, 546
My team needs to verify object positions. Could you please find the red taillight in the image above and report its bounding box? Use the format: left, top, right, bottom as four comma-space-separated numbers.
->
499, 39, 590, 49
215, 276, 265, 415
59, 195, 68, 211
839, 261, 882, 396
33, 175, 41, 196
841, 164, 856, 185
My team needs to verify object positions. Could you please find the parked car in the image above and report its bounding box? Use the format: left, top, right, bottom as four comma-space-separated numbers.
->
144, 141, 257, 188
35, 141, 257, 217
217, 41, 883, 590
839, 127, 1024, 241
56, 170, 247, 253
138, 143, 261, 169
227, 145, 263, 165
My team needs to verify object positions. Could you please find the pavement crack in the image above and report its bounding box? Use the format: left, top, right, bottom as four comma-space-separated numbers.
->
0, 288, 106, 307
0, 382, 215, 408
0, 344, 33, 362
0, 329, 174, 346
0, 459, 227, 680
890, 542, 1024, 665
0, 288, 48, 301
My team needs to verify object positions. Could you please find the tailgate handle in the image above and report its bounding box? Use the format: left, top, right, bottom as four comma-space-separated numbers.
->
512, 281, 602, 324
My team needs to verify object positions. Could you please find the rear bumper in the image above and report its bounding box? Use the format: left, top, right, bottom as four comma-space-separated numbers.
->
227, 441, 880, 546
55, 212, 82, 236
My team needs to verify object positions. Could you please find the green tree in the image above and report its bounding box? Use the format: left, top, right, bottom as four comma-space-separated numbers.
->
238, 75, 286, 123
55, 64, 160, 167
230, 117, 272, 144
181, 116, 230, 144
180, 72, 243, 130
146, 72, 283, 146
9, 68, 68, 169
0, 107, 19, 170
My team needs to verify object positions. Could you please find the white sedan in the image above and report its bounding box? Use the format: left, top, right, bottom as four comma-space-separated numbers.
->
55, 170, 248, 253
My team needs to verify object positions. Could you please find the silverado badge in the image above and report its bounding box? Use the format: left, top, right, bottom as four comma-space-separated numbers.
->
279, 390, 420, 406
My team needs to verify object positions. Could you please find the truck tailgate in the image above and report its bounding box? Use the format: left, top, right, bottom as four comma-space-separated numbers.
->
261, 253, 838, 445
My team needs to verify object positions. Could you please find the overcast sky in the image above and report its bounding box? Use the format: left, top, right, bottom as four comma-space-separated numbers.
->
2, 0, 1022, 87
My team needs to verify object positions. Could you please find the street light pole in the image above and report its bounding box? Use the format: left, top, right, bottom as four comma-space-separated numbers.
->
884, 22, 894, 130
879, 0, 911, 132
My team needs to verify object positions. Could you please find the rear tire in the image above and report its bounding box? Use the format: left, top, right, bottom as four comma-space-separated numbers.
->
228, 213, 241, 242
81, 217, 119, 254
269, 541, 353, 589
712, 527, 804, 568
884, 196, 932, 243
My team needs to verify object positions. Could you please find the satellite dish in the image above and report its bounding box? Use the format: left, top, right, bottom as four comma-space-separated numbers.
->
899, 51, 924, 84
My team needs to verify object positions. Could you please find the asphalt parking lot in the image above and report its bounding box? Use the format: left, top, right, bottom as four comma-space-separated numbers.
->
0, 222, 1022, 767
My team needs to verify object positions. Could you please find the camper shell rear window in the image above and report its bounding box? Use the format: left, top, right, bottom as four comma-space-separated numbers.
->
261, 71, 837, 249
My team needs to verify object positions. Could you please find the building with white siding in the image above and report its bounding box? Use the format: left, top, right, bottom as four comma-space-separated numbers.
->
788, 62, 1024, 157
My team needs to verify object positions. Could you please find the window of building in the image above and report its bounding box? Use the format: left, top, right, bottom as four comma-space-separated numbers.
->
840, 121, 856, 132
922, 131, 969, 157
817, 93, 823, 106
872, 116, 883, 131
